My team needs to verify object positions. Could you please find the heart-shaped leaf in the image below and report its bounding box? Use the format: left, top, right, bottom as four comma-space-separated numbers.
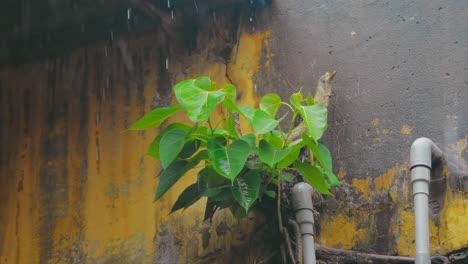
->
154, 151, 207, 201
290, 93, 328, 140
252, 110, 284, 134
178, 139, 201, 159
171, 182, 222, 213
277, 141, 304, 169
128, 105, 183, 130
225, 112, 239, 139
174, 79, 226, 122
231, 170, 261, 211
207, 138, 250, 181
171, 183, 205, 213
262, 131, 283, 150
195, 76, 212, 90
318, 143, 340, 187
146, 123, 191, 159
294, 161, 331, 194
223, 84, 238, 112
159, 129, 187, 168
237, 105, 256, 123
258, 139, 292, 167
198, 167, 227, 187
260, 93, 281, 118
279, 173, 295, 182
240, 134, 257, 152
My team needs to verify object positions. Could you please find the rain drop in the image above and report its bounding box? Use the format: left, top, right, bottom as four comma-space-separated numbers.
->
104, 46, 108, 57
171, 10, 174, 20
249, 17, 253, 23
167, 0, 171, 9
213, 12, 216, 21
166, 57, 169, 69
110, 31, 114, 41
193, 0, 199, 13
127, 8, 131, 20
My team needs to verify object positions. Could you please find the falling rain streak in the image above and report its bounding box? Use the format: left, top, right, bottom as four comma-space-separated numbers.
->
166, 57, 169, 70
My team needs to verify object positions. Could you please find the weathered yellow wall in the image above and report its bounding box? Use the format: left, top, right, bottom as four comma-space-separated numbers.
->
1, 8, 467, 264
0, 22, 273, 263
317, 137, 468, 256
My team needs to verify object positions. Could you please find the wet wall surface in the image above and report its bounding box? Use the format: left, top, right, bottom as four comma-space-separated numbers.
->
255, 0, 467, 255
1, 0, 467, 263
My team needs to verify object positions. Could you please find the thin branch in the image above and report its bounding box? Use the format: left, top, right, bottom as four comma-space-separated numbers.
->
289, 219, 302, 264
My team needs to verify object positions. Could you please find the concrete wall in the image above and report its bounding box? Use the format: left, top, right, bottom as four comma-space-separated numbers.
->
254, 0, 467, 256
1, 0, 467, 263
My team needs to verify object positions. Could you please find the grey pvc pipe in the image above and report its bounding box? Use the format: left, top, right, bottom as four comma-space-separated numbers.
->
292, 182, 317, 264
410, 137, 443, 264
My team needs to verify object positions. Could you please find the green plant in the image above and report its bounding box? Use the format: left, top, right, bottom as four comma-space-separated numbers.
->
129, 76, 339, 220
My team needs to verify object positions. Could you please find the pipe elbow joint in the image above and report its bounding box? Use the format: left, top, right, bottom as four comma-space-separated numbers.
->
410, 137, 443, 170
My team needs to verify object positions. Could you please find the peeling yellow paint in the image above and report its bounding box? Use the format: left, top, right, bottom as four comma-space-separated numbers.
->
401, 125, 413, 135
337, 168, 347, 179
374, 168, 394, 192
352, 178, 372, 199
318, 214, 366, 249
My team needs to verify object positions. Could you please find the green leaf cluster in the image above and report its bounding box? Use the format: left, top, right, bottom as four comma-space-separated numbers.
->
129, 77, 339, 219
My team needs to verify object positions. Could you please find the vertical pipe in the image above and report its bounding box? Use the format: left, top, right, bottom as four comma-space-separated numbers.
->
410, 137, 443, 264
412, 167, 431, 264
292, 182, 317, 264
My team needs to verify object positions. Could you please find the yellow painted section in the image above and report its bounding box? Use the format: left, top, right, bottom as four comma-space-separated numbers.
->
352, 178, 372, 199
0, 27, 272, 263
401, 125, 413, 135
318, 214, 366, 249
372, 119, 380, 126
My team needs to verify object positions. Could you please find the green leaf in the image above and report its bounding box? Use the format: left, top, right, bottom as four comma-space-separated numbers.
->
264, 190, 276, 198
290, 93, 328, 140
154, 151, 205, 201
271, 178, 281, 185
225, 113, 239, 139
207, 138, 250, 181
231, 170, 261, 211
198, 167, 227, 187
240, 134, 257, 152
128, 105, 183, 130
318, 143, 340, 187
262, 131, 283, 150
252, 110, 284, 134
230, 203, 249, 221
306, 93, 315, 105
279, 173, 296, 182
302, 134, 324, 165
195, 76, 212, 90
171, 183, 205, 213
301, 135, 339, 187
223, 84, 238, 112
174, 79, 226, 122
178, 139, 201, 159
237, 105, 256, 123
294, 161, 331, 194
146, 123, 191, 159
258, 139, 291, 167
277, 142, 303, 169
259, 93, 281, 118
159, 129, 187, 168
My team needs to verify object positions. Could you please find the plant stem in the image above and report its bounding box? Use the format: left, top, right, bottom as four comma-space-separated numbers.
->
277, 181, 284, 235
284, 111, 299, 146
281, 102, 295, 112
207, 117, 214, 136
